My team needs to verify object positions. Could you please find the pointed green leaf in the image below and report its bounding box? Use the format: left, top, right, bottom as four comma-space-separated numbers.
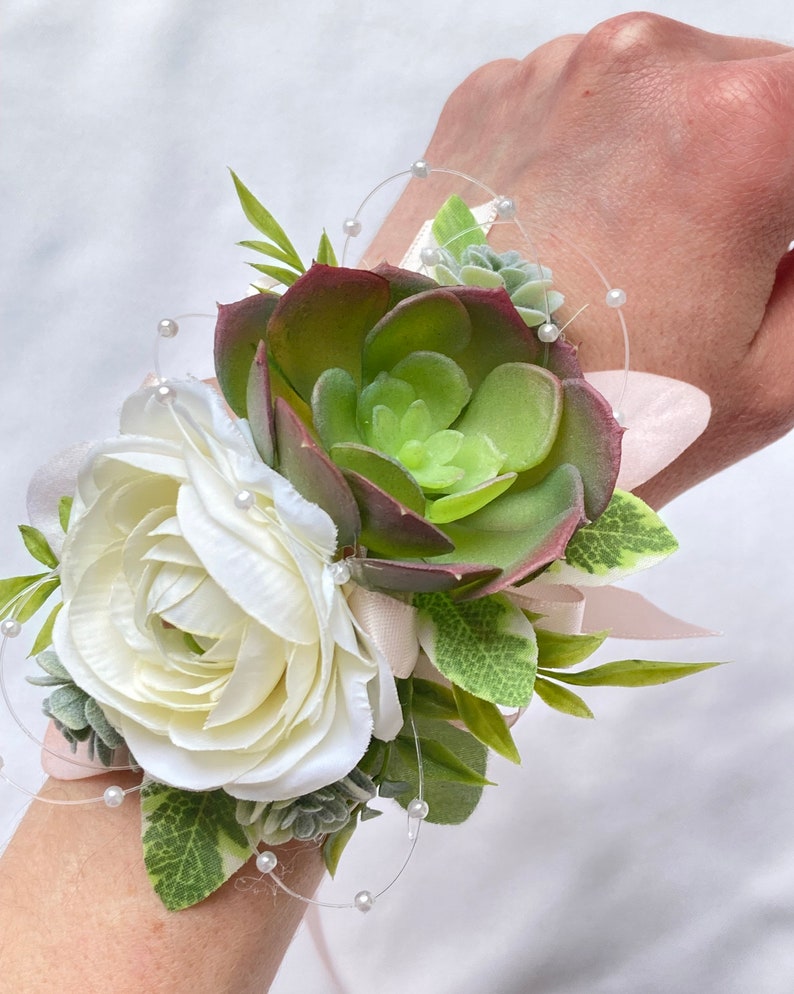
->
415, 591, 537, 707
58, 496, 73, 532
538, 658, 723, 688
18, 524, 58, 569
559, 490, 679, 582
431, 195, 486, 262
0, 573, 48, 617
248, 262, 301, 286
141, 781, 251, 911
385, 718, 489, 825
28, 600, 63, 657
230, 171, 304, 270
14, 578, 60, 623
533, 676, 595, 718
410, 678, 459, 721
237, 240, 305, 271
315, 229, 338, 266
452, 683, 520, 763
395, 735, 493, 787
535, 627, 608, 670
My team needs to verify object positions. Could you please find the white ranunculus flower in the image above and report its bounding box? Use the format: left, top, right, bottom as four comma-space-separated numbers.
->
53, 379, 402, 801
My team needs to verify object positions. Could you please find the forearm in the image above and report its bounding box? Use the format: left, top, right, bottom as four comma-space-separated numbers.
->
0, 773, 324, 994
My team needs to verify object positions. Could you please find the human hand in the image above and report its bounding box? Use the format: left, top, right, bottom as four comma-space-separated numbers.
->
367, 13, 794, 507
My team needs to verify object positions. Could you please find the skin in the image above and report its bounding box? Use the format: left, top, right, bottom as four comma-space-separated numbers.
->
1, 13, 792, 992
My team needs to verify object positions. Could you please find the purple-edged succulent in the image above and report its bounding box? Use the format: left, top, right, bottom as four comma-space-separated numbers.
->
214, 262, 622, 598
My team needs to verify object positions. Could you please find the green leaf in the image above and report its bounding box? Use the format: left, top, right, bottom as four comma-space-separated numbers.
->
58, 496, 73, 532
248, 262, 301, 287
385, 718, 489, 825
533, 676, 595, 719
535, 627, 608, 670
29, 600, 63, 656
410, 678, 459, 721
47, 683, 89, 730
323, 814, 358, 877
84, 697, 125, 749
18, 524, 59, 569
315, 229, 338, 266
0, 573, 48, 618
394, 735, 494, 787
431, 195, 487, 262
13, 578, 60, 623
237, 240, 305, 271
451, 684, 520, 764
560, 490, 679, 582
415, 591, 537, 707
141, 781, 251, 911
230, 171, 304, 271
538, 658, 723, 688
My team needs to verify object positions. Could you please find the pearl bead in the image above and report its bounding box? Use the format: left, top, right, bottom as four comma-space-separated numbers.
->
328, 560, 351, 585
234, 489, 256, 510
256, 851, 278, 874
157, 318, 179, 338
537, 322, 560, 343
613, 409, 625, 426
420, 246, 441, 267
407, 798, 429, 820
496, 197, 516, 220
154, 383, 177, 405
343, 218, 362, 237
605, 288, 627, 308
354, 890, 375, 913
1, 619, 22, 639
410, 159, 431, 179
103, 786, 125, 808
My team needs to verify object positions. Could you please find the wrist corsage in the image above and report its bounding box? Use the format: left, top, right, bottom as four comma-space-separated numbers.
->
0, 162, 718, 913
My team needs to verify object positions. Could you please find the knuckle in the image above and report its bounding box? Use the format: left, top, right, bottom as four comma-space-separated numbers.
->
576, 12, 678, 66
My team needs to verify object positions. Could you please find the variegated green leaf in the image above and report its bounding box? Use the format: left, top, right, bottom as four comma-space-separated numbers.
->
141, 781, 251, 911
554, 490, 678, 584
415, 592, 537, 707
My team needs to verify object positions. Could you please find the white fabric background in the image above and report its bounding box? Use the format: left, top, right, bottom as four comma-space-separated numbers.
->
1, 2, 792, 992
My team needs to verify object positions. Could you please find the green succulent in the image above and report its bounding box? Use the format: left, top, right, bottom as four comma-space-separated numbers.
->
215, 260, 621, 599
235, 767, 376, 845
28, 650, 125, 766
432, 244, 565, 328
